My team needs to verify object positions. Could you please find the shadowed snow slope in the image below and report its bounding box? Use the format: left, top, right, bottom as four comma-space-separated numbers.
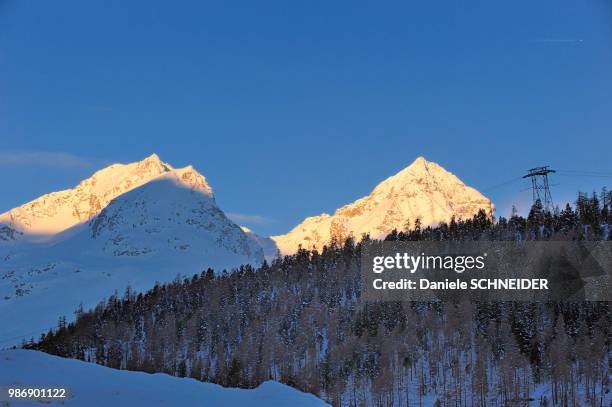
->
241, 226, 279, 263
272, 157, 493, 255
0, 349, 330, 407
0, 155, 263, 346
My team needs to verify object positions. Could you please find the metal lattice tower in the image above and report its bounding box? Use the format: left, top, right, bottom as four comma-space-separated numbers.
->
523, 166, 556, 212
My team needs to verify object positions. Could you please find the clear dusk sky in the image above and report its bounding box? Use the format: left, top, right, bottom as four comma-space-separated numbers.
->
1, 0, 611, 236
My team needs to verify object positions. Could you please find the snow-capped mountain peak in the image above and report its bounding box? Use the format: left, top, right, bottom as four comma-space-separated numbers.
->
0, 154, 212, 241
271, 157, 493, 255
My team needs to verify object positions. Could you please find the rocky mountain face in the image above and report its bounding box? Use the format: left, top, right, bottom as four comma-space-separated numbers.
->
271, 157, 493, 255
0, 225, 20, 242
0, 155, 263, 346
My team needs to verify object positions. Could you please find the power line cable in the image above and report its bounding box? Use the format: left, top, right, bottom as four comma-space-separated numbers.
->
557, 169, 612, 178
557, 173, 612, 179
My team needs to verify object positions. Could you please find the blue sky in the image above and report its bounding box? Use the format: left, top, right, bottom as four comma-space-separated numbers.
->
1, 0, 611, 236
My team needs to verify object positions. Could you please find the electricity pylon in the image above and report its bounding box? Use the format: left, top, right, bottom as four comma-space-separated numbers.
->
523, 166, 556, 212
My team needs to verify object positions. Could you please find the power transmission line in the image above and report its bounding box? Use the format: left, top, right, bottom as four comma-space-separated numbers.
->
480, 169, 611, 195
557, 169, 612, 176
557, 170, 612, 179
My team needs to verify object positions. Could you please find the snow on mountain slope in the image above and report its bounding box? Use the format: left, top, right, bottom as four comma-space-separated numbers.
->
87, 168, 260, 260
272, 157, 493, 255
0, 349, 330, 407
241, 226, 279, 263
0, 154, 179, 242
0, 156, 263, 346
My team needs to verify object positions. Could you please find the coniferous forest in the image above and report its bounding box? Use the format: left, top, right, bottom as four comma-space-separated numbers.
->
26, 190, 611, 406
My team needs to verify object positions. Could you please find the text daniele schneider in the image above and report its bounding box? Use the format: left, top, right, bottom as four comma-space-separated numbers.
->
371, 253, 549, 291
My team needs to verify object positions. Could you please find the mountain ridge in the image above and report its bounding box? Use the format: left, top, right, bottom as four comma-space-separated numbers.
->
0, 154, 212, 241
271, 156, 493, 255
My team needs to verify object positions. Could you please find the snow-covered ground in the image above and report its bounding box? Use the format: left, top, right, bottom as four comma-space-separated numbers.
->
0, 349, 330, 407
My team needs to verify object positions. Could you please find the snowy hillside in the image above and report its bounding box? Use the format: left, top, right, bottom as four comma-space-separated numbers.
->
272, 157, 493, 254
241, 226, 279, 262
0, 349, 330, 407
0, 155, 263, 346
